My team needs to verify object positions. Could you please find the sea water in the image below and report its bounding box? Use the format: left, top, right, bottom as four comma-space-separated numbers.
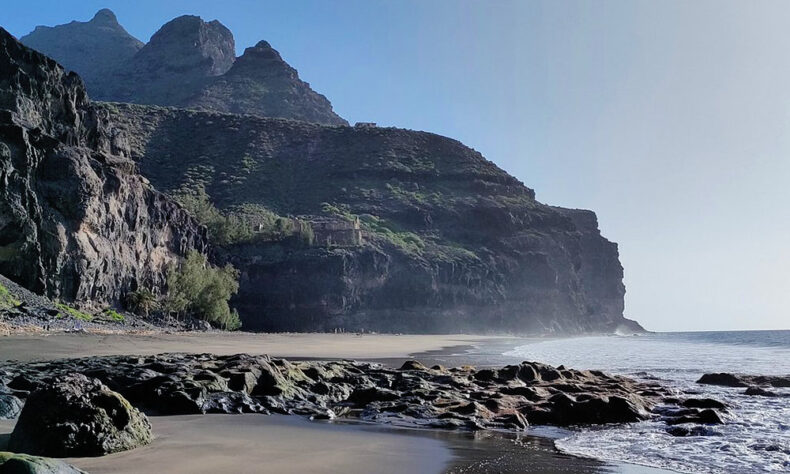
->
503, 330, 790, 473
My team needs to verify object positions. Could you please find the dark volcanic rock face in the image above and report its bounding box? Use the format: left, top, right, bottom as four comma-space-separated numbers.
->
0, 28, 206, 304
20, 10, 347, 126
104, 104, 639, 334
0, 354, 726, 432
20, 9, 144, 96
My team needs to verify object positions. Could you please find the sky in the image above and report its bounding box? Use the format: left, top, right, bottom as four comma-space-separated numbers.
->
2, 1, 788, 332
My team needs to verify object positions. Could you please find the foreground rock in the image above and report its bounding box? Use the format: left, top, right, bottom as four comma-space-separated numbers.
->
1, 354, 725, 432
0, 394, 22, 419
8, 374, 152, 457
697, 373, 790, 388
0, 452, 86, 473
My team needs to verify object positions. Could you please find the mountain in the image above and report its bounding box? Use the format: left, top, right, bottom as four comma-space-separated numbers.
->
0, 27, 205, 304
19, 9, 143, 96
20, 11, 347, 126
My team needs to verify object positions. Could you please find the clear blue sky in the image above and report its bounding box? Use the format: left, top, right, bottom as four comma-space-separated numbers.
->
3, 1, 788, 331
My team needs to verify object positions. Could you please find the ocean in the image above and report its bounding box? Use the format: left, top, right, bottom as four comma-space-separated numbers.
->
503, 330, 790, 473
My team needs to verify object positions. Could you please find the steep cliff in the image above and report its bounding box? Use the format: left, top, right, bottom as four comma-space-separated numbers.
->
0, 28, 206, 305
102, 103, 640, 334
21, 11, 347, 126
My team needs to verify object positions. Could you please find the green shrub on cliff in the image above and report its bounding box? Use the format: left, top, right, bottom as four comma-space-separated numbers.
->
164, 251, 241, 330
55, 303, 92, 321
172, 187, 252, 245
359, 214, 425, 255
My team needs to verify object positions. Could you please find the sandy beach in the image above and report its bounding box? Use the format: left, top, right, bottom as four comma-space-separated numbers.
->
0, 332, 503, 363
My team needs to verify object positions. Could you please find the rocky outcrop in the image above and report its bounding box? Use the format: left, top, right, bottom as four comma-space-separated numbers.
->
697, 373, 790, 388
103, 103, 640, 334
0, 28, 206, 305
9, 373, 152, 457
19, 9, 143, 96
0, 354, 726, 432
0, 452, 86, 474
21, 11, 347, 126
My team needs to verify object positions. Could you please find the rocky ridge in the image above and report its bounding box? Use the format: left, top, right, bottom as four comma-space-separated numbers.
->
20, 11, 347, 126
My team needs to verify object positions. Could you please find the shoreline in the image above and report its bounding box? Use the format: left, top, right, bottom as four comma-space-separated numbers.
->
0, 332, 678, 474
0, 332, 510, 363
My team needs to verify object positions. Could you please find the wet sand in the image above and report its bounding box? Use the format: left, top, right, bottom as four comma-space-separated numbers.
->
1, 415, 450, 474
0, 332, 502, 362
0, 415, 670, 474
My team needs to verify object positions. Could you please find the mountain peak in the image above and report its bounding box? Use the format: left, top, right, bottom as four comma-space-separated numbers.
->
228, 40, 289, 77
90, 8, 119, 25
19, 9, 143, 97
143, 15, 235, 77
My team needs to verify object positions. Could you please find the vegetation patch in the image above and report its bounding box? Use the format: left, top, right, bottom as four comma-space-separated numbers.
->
359, 214, 425, 255
55, 303, 93, 321
173, 186, 312, 246
164, 251, 242, 330
0, 283, 20, 309
101, 308, 125, 322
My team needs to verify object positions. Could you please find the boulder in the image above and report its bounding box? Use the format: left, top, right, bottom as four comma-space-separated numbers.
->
681, 398, 727, 410
8, 374, 152, 457
0, 394, 23, 419
696, 373, 790, 388
0, 452, 86, 474
696, 373, 748, 387
744, 386, 778, 397
399, 360, 427, 371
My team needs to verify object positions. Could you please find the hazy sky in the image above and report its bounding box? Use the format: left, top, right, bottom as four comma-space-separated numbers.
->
3, 1, 788, 331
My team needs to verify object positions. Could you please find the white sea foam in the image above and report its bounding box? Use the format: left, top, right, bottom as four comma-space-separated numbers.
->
503, 331, 790, 473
